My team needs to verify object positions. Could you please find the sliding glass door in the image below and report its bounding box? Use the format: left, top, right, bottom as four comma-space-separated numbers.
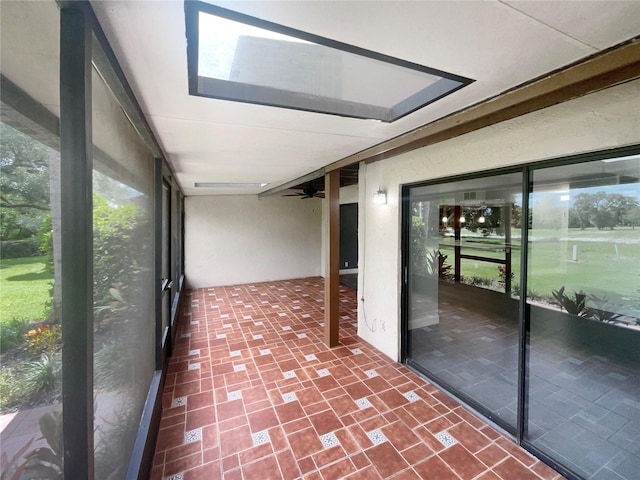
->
525, 155, 640, 479
403, 149, 640, 480
405, 172, 523, 432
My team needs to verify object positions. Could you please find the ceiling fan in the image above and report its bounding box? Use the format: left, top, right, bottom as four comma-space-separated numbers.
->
283, 184, 325, 199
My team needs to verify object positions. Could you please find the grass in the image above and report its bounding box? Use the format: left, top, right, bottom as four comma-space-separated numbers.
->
436, 227, 640, 313
0, 255, 52, 328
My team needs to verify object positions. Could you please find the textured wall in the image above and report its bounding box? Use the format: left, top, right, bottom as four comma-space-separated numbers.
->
358, 79, 640, 361
185, 195, 322, 288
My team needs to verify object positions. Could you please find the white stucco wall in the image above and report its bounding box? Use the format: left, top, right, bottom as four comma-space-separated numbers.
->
185, 195, 322, 288
358, 79, 640, 361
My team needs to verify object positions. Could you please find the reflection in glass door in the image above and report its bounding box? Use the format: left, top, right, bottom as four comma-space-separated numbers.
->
405, 172, 523, 432
403, 149, 640, 479
525, 155, 640, 480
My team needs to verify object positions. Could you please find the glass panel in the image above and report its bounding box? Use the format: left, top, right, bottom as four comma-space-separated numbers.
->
406, 172, 522, 431
193, 5, 471, 122
92, 56, 154, 478
0, 2, 63, 477
526, 154, 640, 479
0, 122, 63, 479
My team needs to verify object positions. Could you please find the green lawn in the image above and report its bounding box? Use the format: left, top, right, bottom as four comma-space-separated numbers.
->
0, 256, 52, 326
436, 227, 640, 313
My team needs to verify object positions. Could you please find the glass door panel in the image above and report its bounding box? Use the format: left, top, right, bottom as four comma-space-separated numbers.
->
526, 154, 640, 480
406, 172, 522, 431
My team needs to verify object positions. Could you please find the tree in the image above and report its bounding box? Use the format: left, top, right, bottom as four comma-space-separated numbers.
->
570, 191, 638, 230
624, 205, 640, 229
0, 123, 50, 240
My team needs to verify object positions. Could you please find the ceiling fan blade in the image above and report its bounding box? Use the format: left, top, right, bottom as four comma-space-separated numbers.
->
316, 193, 325, 198
283, 193, 304, 196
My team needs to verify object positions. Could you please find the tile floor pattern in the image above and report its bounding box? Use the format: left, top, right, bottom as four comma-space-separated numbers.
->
151, 278, 564, 480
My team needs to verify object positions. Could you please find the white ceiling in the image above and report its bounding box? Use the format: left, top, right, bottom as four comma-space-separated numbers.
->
89, 0, 640, 196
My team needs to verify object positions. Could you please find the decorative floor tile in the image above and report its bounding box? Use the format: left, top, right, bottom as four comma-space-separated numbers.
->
252, 430, 271, 446
216, 334, 227, 339
320, 432, 340, 448
403, 391, 420, 402
355, 398, 372, 409
180, 332, 191, 338
188, 363, 200, 370
190, 320, 199, 325
164, 474, 184, 480
367, 429, 388, 445
227, 390, 242, 401
296, 333, 307, 339
185, 428, 202, 444
282, 392, 297, 403
435, 431, 458, 448
153, 279, 562, 480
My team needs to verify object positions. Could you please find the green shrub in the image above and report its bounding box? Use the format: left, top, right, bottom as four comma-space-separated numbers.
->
0, 240, 41, 259
0, 317, 28, 353
0, 368, 19, 410
23, 354, 60, 398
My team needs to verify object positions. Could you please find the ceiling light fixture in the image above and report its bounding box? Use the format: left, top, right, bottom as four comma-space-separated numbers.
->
194, 182, 269, 188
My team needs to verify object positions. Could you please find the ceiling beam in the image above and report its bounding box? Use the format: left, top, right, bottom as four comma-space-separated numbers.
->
325, 38, 640, 172
259, 167, 325, 197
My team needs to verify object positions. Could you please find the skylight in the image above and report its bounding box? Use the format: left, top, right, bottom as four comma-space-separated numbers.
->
185, 2, 473, 122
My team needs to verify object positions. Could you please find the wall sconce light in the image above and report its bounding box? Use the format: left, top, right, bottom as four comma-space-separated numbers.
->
459, 215, 466, 224
373, 187, 387, 205
441, 216, 448, 224
478, 214, 486, 224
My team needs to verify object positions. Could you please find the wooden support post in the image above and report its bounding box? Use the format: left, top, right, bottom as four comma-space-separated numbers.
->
324, 170, 340, 347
